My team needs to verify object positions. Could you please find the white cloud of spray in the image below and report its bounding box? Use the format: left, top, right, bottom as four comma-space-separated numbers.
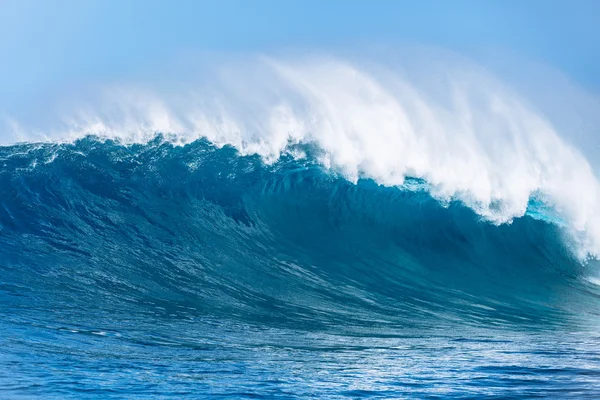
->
2, 49, 600, 258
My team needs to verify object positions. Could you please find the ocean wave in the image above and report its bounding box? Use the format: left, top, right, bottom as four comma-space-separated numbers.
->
1, 137, 599, 332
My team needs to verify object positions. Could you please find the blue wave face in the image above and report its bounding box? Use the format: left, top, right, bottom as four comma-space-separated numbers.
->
1, 137, 597, 328
2, 137, 600, 398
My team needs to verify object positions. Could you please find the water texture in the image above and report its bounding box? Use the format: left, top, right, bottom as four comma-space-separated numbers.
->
1, 137, 600, 398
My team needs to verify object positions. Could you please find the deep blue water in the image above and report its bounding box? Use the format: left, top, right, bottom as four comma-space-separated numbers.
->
2, 137, 600, 398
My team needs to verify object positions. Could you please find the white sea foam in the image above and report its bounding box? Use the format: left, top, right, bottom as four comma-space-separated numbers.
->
2, 51, 600, 257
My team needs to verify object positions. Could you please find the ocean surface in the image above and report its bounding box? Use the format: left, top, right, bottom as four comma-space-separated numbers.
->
1, 136, 600, 399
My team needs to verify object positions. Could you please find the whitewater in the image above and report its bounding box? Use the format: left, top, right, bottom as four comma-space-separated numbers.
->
2, 52, 600, 398
5, 53, 600, 257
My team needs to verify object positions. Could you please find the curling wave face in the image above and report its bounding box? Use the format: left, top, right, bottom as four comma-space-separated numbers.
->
1, 137, 599, 333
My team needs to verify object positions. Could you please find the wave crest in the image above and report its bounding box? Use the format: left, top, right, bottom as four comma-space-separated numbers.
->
2, 52, 600, 257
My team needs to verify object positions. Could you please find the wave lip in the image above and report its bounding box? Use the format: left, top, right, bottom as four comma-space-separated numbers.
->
4, 54, 600, 258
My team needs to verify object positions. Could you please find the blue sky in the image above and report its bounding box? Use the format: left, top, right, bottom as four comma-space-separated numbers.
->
1, 0, 599, 110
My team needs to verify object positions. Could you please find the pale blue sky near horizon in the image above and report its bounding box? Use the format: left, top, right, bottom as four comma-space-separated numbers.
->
1, 0, 599, 110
